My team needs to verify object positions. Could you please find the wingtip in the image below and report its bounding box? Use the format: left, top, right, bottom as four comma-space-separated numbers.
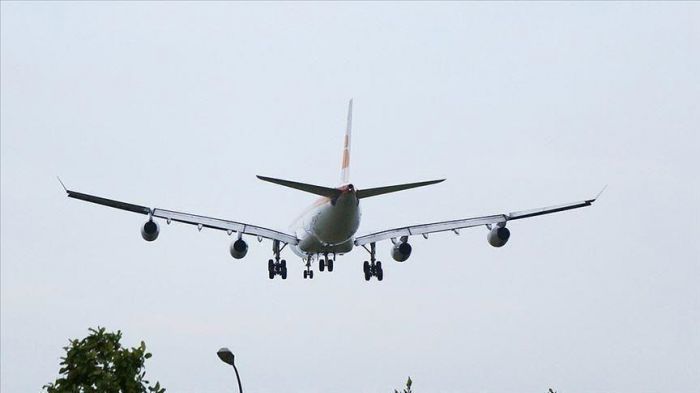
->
587, 185, 607, 203
56, 176, 68, 193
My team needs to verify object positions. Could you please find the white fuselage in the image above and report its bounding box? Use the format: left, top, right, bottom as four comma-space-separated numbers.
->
290, 187, 361, 258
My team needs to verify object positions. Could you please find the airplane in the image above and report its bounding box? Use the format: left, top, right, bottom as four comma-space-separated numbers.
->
59, 100, 604, 281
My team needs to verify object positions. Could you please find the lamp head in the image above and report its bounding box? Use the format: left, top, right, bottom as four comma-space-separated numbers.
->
217, 347, 235, 366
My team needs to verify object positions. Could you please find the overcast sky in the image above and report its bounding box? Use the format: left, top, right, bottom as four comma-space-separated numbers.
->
2, 2, 699, 392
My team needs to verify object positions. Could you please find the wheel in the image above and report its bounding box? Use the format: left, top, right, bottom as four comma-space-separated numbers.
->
281, 266, 288, 279
268, 259, 274, 272
303, 270, 308, 279
376, 261, 382, 270
309, 270, 314, 279
269, 270, 275, 279
363, 261, 370, 274
364, 270, 371, 281
319, 259, 325, 272
281, 260, 286, 269
377, 268, 384, 281
328, 259, 334, 272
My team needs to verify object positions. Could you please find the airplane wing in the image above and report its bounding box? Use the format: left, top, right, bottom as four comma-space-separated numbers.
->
60, 181, 299, 246
354, 188, 605, 247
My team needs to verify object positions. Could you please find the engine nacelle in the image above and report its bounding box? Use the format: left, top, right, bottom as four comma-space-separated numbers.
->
391, 241, 412, 262
141, 220, 160, 242
230, 238, 248, 259
487, 226, 510, 247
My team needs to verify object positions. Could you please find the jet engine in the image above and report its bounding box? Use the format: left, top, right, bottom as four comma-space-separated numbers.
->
487, 226, 510, 247
141, 220, 160, 242
230, 238, 248, 259
391, 241, 412, 262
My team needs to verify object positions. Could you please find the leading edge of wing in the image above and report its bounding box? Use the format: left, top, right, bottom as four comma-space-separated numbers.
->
354, 188, 605, 246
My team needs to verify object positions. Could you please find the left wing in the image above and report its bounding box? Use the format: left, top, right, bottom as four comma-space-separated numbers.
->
61, 181, 298, 245
354, 188, 605, 246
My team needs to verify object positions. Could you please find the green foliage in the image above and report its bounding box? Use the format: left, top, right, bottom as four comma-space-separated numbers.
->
43, 327, 165, 393
394, 376, 413, 393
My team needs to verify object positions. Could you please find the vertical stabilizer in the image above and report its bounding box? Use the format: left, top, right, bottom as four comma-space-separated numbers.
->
340, 99, 353, 185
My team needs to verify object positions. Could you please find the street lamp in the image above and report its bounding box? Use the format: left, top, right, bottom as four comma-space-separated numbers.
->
217, 347, 243, 393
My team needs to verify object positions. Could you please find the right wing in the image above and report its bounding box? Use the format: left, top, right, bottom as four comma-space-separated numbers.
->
61, 180, 298, 245
354, 188, 605, 246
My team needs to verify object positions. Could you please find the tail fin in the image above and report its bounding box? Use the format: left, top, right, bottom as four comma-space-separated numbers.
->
340, 99, 353, 185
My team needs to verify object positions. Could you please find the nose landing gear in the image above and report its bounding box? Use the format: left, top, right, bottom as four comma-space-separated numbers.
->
303, 255, 314, 279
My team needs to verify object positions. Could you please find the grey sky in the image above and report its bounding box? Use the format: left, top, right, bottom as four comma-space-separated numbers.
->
2, 2, 699, 392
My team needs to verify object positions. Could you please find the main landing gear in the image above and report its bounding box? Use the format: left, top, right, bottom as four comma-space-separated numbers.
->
319, 253, 335, 272
268, 240, 288, 280
362, 242, 383, 281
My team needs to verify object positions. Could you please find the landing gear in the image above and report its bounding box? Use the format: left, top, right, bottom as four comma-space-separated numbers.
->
319, 253, 335, 273
268, 240, 288, 280
362, 243, 383, 281
303, 255, 314, 279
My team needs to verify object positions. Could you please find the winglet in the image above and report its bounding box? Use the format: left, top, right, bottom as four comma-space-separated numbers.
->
586, 185, 607, 203
57, 176, 68, 193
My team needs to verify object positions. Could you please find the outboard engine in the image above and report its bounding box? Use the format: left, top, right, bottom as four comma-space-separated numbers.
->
391, 241, 412, 262
487, 226, 510, 247
230, 238, 248, 259
141, 220, 160, 242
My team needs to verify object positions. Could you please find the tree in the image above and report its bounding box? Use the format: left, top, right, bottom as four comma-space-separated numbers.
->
394, 376, 413, 393
43, 327, 165, 393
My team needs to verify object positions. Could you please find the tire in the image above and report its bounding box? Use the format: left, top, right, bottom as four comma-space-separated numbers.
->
377, 268, 384, 281
376, 261, 382, 270
309, 270, 314, 279
303, 270, 308, 279
364, 270, 371, 281
269, 270, 275, 279
281, 266, 287, 280
328, 259, 334, 272
319, 259, 325, 272
363, 261, 370, 274
268, 259, 274, 272
281, 260, 286, 269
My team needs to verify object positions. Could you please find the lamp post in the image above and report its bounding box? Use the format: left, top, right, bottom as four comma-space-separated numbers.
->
217, 347, 243, 393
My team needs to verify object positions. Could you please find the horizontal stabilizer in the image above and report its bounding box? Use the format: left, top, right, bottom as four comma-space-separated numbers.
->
257, 176, 341, 199
357, 179, 445, 199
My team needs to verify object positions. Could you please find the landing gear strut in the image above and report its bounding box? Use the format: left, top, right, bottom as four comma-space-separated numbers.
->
303, 255, 314, 279
319, 253, 335, 273
268, 240, 288, 280
362, 242, 383, 281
